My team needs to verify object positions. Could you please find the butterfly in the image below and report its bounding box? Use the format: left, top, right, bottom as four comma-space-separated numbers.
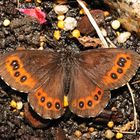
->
0, 48, 139, 120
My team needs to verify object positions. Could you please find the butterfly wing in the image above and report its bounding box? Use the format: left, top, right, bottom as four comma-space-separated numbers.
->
68, 66, 110, 117
68, 48, 139, 117
0, 50, 65, 119
78, 48, 140, 90
28, 66, 66, 119
0, 50, 57, 92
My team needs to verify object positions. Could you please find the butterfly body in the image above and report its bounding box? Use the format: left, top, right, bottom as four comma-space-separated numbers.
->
0, 48, 139, 119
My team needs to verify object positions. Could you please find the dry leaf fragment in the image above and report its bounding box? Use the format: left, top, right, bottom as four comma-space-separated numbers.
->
77, 36, 102, 48
114, 121, 135, 132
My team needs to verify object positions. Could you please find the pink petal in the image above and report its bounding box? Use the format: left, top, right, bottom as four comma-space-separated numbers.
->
18, 8, 46, 24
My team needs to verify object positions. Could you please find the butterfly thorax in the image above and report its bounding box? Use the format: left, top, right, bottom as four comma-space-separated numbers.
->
57, 49, 79, 69
56, 49, 79, 94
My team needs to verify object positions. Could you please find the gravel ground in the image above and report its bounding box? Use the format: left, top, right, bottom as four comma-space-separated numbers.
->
0, 0, 140, 139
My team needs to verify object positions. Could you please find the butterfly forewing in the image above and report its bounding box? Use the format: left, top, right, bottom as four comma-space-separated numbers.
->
78, 48, 140, 90
0, 50, 58, 92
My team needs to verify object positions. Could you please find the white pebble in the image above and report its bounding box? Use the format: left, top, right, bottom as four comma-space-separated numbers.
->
57, 14, 65, 21
54, 5, 68, 15
105, 130, 115, 139
117, 32, 131, 43
111, 20, 120, 30
16, 101, 23, 110
3, 19, 11, 26
64, 17, 77, 31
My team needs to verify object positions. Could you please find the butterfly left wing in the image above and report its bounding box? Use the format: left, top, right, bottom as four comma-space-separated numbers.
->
0, 50, 66, 119
68, 66, 110, 117
78, 48, 140, 90
0, 50, 57, 93
28, 66, 66, 119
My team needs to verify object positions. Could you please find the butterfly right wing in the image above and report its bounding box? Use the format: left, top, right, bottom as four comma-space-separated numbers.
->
68, 66, 110, 118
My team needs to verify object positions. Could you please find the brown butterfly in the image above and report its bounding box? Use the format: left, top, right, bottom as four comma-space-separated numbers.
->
0, 48, 139, 119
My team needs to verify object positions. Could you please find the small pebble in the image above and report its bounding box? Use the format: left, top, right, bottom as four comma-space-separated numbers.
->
20, 112, 24, 117
72, 29, 80, 38
57, 15, 65, 21
116, 31, 120, 36
39, 43, 44, 49
88, 127, 95, 132
82, 133, 91, 139
111, 107, 117, 112
105, 129, 115, 139
64, 17, 77, 31
104, 11, 110, 17
74, 130, 82, 138
40, 36, 47, 42
13, 109, 17, 112
36, 0, 42, 3
107, 121, 114, 128
54, 30, 61, 40
117, 32, 131, 43
16, 101, 23, 110
25, 0, 32, 2
111, 20, 120, 30
79, 9, 85, 15
55, 0, 68, 4
3, 19, 11, 26
101, 28, 107, 37
57, 20, 64, 29
116, 132, 123, 139
10, 100, 17, 108
54, 5, 68, 15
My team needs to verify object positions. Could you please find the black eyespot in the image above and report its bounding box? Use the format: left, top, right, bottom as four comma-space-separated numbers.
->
14, 71, 20, 77
117, 61, 125, 67
40, 96, 45, 102
87, 100, 92, 107
13, 64, 20, 70
11, 60, 20, 70
119, 57, 127, 63
10, 60, 18, 66
55, 102, 61, 110
20, 76, 27, 82
110, 73, 118, 79
98, 90, 102, 95
94, 95, 98, 101
79, 101, 84, 108
47, 102, 52, 108
117, 68, 123, 74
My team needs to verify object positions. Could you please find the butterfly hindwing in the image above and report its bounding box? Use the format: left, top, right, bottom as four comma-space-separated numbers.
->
28, 67, 66, 119
68, 67, 110, 117
78, 48, 140, 90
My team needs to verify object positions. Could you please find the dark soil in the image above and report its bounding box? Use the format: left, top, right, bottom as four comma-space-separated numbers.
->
0, 0, 140, 139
